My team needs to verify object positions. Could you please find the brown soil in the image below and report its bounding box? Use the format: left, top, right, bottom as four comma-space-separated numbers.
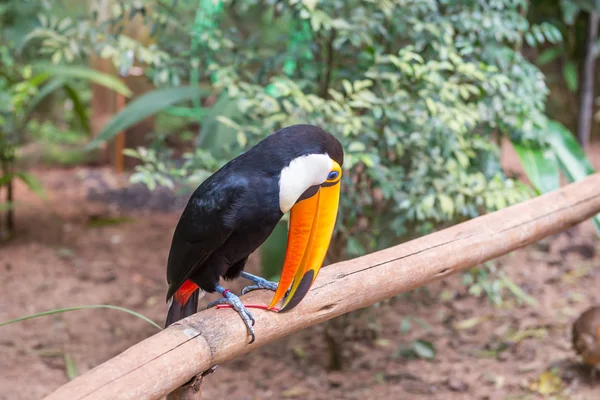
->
1, 143, 600, 400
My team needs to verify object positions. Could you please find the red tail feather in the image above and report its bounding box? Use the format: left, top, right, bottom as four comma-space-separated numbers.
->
174, 279, 199, 305
166, 279, 200, 328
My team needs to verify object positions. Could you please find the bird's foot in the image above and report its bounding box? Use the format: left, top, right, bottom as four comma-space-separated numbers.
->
240, 271, 278, 295
207, 285, 256, 344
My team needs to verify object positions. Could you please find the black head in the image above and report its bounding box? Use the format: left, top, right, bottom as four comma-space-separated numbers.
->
253, 124, 344, 170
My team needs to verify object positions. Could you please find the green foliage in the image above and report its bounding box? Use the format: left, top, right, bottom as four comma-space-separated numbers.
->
512, 120, 600, 236
86, 85, 210, 150
114, 92, 241, 192
529, 0, 592, 93
202, 0, 550, 254
546, 121, 600, 233
24, 0, 586, 264
26, 119, 95, 167
546, 121, 597, 183
394, 339, 437, 360
21, 2, 167, 74
0, 17, 132, 235
85, 0, 575, 260
122, 146, 220, 191
32, 64, 132, 96
14, 171, 45, 199
461, 263, 537, 307
512, 142, 560, 195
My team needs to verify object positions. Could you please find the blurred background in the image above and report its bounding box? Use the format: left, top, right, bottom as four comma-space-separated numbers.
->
1, 0, 600, 399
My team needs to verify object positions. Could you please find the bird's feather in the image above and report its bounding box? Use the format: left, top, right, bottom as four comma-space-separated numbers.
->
165, 173, 248, 301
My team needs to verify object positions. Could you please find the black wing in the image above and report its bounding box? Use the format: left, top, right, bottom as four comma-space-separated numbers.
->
165, 174, 247, 301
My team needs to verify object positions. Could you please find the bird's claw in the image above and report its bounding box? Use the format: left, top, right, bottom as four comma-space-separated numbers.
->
207, 291, 256, 343
240, 272, 278, 295
241, 280, 278, 295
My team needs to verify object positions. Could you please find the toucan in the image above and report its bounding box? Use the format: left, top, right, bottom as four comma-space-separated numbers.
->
164, 124, 344, 343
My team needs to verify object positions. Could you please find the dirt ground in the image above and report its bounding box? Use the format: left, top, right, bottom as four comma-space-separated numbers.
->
1, 142, 600, 400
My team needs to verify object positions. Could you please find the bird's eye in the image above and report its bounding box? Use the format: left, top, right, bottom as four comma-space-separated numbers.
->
327, 171, 339, 180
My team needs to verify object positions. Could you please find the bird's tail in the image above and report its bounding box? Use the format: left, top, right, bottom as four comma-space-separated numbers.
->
165, 280, 202, 328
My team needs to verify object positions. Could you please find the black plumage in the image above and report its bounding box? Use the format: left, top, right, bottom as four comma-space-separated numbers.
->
165, 125, 343, 326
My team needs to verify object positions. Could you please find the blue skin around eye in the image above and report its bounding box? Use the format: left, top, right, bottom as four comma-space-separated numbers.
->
328, 171, 339, 180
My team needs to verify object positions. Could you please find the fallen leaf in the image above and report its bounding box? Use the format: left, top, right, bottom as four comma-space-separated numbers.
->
454, 316, 483, 330
281, 386, 309, 398
145, 296, 158, 307
507, 328, 547, 343
413, 340, 436, 359
290, 345, 307, 359
439, 289, 455, 302
64, 353, 78, 380
529, 370, 563, 395
374, 338, 391, 348
400, 318, 412, 334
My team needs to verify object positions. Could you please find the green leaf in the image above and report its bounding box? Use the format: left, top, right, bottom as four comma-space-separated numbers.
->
563, 61, 578, 92
546, 120, 600, 235
0, 304, 161, 330
454, 316, 484, 330
20, 77, 66, 126
525, 32, 536, 47
412, 340, 436, 359
512, 141, 560, 195
64, 353, 78, 380
164, 106, 207, 119
348, 141, 366, 152
400, 318, 412, 334
236, 131, 247, 147
86, 85, 211, 149
15, 172, 45, 198
63, 83, 91, 134
32, 64, 132, 97
199, 92, 240, 152
498, 272, 537, 307
422, 194, 435, 210
438, 193, 454, 216
535, 47, 563, 66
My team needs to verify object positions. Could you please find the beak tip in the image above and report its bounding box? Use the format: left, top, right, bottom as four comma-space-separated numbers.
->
280, 270, 315, 312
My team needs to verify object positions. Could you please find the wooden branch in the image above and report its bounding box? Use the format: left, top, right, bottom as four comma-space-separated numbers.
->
45, 174, 600, 400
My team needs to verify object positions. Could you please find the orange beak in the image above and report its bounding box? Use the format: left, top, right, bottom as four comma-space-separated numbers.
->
268, 165, 342, 312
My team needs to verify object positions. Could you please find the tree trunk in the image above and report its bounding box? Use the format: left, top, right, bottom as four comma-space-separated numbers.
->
577, 11, 599, 147
324, 314, 346, 371
89, 0, 115, 165
122, 73, 155, 169
6, 176, 13, 233
323, 244, 348, 371
1, 157, 14, 236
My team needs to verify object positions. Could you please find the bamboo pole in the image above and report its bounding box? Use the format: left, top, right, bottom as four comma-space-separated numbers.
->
45, 173, 600, 400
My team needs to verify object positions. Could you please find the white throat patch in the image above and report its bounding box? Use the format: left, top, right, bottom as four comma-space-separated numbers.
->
279, 154, 333, 213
